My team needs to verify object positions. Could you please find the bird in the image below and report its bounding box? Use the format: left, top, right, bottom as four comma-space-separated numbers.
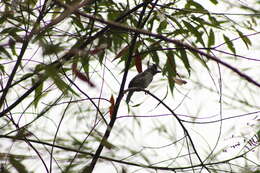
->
126, 64, 161, 104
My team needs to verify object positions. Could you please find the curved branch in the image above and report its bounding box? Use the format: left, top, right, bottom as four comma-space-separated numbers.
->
124, 87, 210, 172
0, 2, 148, 118
76, 11, 260, 88
85, 1, 158, 172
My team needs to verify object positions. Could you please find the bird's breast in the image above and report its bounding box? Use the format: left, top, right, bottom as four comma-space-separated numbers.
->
142, 73, 153, 88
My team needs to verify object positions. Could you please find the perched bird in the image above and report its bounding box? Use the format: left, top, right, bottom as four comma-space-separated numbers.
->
126, 64, 161, 104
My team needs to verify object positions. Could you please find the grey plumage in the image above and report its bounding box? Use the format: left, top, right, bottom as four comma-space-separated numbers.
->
126, 64, 160, 104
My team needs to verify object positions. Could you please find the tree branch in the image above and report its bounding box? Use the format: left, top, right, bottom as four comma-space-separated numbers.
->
84, 1, 155, 172
75, 9, 260, 88
124, 87, 210, 172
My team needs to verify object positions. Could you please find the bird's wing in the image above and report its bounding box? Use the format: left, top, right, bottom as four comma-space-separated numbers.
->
128, 73, 145, 88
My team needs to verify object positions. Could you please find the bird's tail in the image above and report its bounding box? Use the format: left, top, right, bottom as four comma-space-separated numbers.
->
126, 91, 133, 104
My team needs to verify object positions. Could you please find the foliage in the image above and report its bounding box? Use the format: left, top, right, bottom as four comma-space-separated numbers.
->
0, 0, 259, 172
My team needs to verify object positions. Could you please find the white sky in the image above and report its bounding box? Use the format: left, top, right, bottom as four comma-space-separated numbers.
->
1, 0, 260, 172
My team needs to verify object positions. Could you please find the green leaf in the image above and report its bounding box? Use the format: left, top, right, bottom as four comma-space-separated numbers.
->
42, 42, 64, 56
208, 29, 215, 48
209, 0, 218, 5
185, 0, 206, 11
223, 34, 236, 54
191, 15, 220, 29
156, 20, 167, 34
1, 27, 21, 34
9, 156, 28, 173
9, 38, 17, 56
45, 65, 79, 96
165, 51, 176, 93
168, 15, 183, 30
177, 46, 191, 75
183, 20, 204, 46
257, 129, 260, 140
32, 78, 43, 108
208, 15, 227, 28
172, 29, 189, 36
236, 29, 251, 49
71, 16, 84, 30
0, 64, 4, 73
147, 16, 156, 31
0, 166, 10, 173
107, 10, 120, 21
0, 46, 12, 59
93, 135, 116, 150
150, 50, 159, 65
190, 50, 209, 70
81, 56, 90, 75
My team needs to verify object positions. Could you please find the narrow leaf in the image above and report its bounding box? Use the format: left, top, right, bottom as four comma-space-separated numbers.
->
0, 46, 12, 59
109, 95, 115, 118
89, 44, 107, 55
208, 29, 215, 48
42, 43, 64, 56
174, 78, 187, 85
113, 45, 129, 61
185, 0, 206, 11
223, 34, 236, 54
32, 78, 43, 108
0, 64, 4, 73
72, 63, 95, 87
81, 56, 89, 76
257, 129, 260, 139
177, 46, 191, 75
46, 65, 79, 96
209, 0, 218, 5
93, 135, 115, 149
165, 51, 176, 93
156, 20, 167, 34
236, 29, 251, 49
9, 156, 28, 173
134, 50, 142, 73
183, 21, 204, 46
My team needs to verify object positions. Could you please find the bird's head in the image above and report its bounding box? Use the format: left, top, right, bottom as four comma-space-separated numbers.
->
149, 64, 161, 75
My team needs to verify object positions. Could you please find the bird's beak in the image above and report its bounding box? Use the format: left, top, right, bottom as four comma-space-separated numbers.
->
156, 70, 161, 73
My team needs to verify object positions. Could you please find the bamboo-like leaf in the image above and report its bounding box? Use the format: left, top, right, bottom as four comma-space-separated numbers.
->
46, 65, 79, 96
93, 135, 115, 150
89, 44, 107, 55
177, 46, 191, 75
0, 46, 12, 59
190, 49, 209, 70
71, 15, 84, 30
236, 29, 251, 49
72, 63, 95, 87
42, 42, 64, 56
174, 78, 187, 85
9, 156, 28, 173
185, 0, 206, 11
257, 129, 260, 139
109, 95, 115, 118
32, 78, 43, 108
81, 56, 89, 76
113, 45, 129, 61
156, 20, 167, 34
183, 21, 204, 46
209, 0, 218, 5
223, 34, 236, 54
134, 50, 142, 73
0, 64, 4, 73
168, 15, 183, 29
208, 29, 215, 47
165, 51, 176, 93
